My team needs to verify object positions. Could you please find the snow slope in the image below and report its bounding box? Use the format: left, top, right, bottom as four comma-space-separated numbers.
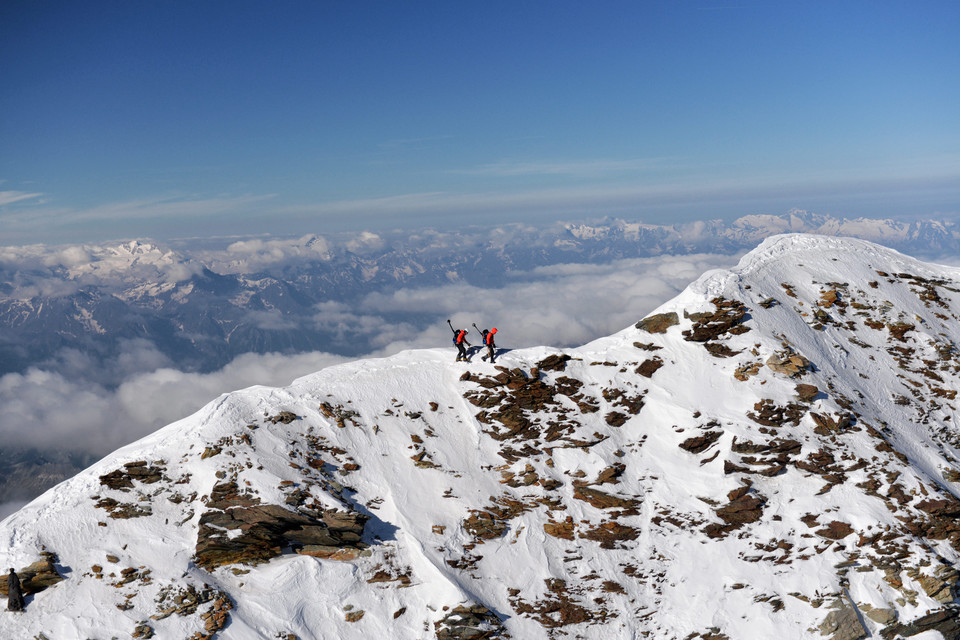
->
4, 234, 960, 639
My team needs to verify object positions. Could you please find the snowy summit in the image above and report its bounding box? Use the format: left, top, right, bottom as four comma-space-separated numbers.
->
5, 234, 960, 639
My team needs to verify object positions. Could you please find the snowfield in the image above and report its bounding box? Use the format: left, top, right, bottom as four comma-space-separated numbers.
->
4, 234, 960, 639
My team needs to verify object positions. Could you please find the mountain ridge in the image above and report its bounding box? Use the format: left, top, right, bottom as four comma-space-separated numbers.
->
5, 234, 960, 638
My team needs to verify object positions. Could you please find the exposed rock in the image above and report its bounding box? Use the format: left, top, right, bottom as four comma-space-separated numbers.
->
704, 486, 765, 538
679, 431, 722, 454
887, 322, 915, 342
205, 480, 261, 509
197, 592, 233, 638
579, 521, 640, 548
766, 351, 811, 377
734, 362, 762, 381
572, 485, 640, 510
543, 516, 576, 540
636, 358, 664, 378
880, 607, 960, 639
509, 578, 614, 628
604, 411, 629, 427
435, 603, 505, 639
633, 341, 663, 351
463, 511, 508, 541
267, 411, 299, 424
298, 546, 368, 561
811, 412, 854, 435
100, 460, 166, 491
537, 354, 571, 371
912, 565, 959, 603
463, 496, 538, 543
816, 521, 854, 540
132, 623, 155, 638
819, 290, 840, 308
94, 497, 153, 519
682, 298, 750, 342
863, 607, 897, 625
594, 463, 625, 484
194, 502, 368, 569
636, 312, 679, 334
0, 552, 65, 596
704, 342, 741, 358
795, 383, 820, 402
747, 399, 806, 427
318, 403, 359, 428
818, 599, 867, 640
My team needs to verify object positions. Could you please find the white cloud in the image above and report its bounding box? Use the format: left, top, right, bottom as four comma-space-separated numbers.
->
345, 231, 385, 254
453, 157, 680, 177
0, 349, 356, 456
318, 252, 740, 353
216, 234, 332, 273
244, 309, 301, 331
0, 194, 277, 245
0, 191, 42, 207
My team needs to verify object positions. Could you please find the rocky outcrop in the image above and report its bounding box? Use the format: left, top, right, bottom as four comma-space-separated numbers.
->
100, 460, 166, 490
572, 484, 640, 511
682, 298, 750, 342
880, 607, 960, 639
194, 480, 368, 569
435, 603, 505, 639
536, 353, 571, 371
704, 485, 765, 538
818, 598, 867, 640
0, 551, 65, 596
636, 312, 679, 334
766, 351, 812, 377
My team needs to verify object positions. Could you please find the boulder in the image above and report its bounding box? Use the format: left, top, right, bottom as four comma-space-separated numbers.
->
636, 312, 679, 334
863, 607, 897, 625
766, 351, 811, 377
818, 599, 867, 640
194, 503, 368, 569
880, 607, 960, 639
435, 603, 505, 639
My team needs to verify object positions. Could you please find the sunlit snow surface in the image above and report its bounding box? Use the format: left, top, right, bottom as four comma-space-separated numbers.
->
4, 234, 960, 638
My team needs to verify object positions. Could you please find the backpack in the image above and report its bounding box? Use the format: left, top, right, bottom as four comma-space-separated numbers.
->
453, 330, 466, 344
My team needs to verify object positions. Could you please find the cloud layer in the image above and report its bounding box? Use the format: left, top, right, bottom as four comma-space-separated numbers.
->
0, 252, 738, 458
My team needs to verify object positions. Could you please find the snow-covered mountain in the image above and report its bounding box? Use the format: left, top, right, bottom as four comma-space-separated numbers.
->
5, 234, 960, 639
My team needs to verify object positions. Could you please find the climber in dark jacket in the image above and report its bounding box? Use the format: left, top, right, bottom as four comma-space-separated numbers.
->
453, 328, 471, 362
7, 568, 25, 612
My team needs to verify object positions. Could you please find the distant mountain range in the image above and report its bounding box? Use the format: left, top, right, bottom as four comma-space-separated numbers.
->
3, 210, 960, 380
5, 234, 960, 638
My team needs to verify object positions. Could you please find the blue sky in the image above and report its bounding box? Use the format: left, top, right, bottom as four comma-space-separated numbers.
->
1, 0, 958, 244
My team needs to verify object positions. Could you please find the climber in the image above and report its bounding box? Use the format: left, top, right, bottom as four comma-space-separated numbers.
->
7, 568, 24, 612
447, 319, 471, 362
472, 324, 498, 363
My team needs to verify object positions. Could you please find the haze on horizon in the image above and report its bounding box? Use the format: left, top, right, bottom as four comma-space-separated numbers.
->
1, 0, 958, 246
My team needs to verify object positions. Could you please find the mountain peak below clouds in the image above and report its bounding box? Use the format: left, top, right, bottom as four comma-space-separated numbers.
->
5, 234, 960, 638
